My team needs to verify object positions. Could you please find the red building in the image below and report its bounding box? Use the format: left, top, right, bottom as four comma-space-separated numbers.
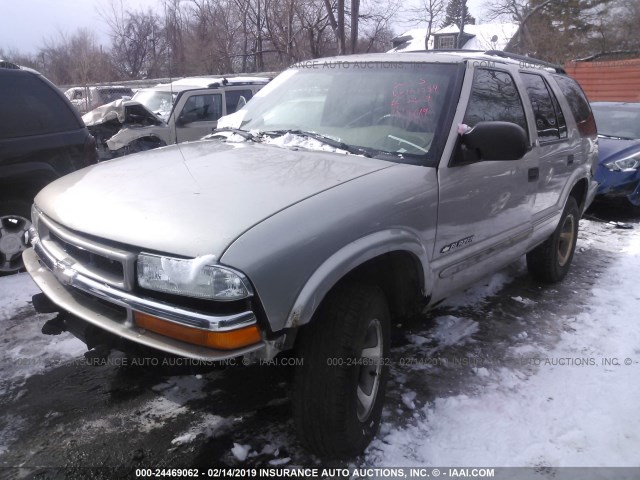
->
565, 58, 640, 102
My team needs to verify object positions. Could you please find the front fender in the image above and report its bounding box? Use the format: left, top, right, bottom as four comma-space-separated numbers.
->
106, 127, 166, 151
284, 229, 431, 329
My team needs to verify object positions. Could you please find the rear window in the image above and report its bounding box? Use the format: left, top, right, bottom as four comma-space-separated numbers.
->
552, 74, 596, 137
0, 71, 81, 139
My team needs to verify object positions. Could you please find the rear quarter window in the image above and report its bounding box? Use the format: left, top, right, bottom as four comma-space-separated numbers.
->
521, 72, 567, 141
0, 71, 81, 139
225, 89, 254, 114
552, 74, 597, 137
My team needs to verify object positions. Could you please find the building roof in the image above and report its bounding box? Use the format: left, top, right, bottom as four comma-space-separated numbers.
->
389, 23, 519, 52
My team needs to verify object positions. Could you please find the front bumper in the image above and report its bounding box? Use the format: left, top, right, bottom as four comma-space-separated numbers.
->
24, 246, 266, 361
594, 167, 640, 205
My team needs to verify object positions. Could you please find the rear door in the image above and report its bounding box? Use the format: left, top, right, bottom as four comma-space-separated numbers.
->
519, 71, 576, 220
432, 67, 538, 295
174, 89, 223, 143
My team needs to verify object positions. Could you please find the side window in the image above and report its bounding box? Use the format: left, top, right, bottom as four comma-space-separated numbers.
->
463, 69, 527, 132
225, 89, 253, 114
0, 72, 81, 139
552, 74, 597, 137
521, 73, 566, 141
180, 94, 222, 123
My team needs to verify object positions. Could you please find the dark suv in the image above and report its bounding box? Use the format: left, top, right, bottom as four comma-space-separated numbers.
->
0, 61, 98, 274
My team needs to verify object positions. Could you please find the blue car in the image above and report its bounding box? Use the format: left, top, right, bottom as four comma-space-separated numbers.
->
592, 102, 640, 211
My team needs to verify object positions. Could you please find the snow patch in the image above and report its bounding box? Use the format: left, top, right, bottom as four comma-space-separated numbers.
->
401, 391, 417, 410
0, 274, 85, 395
511, 296, 536, 306
367, 223, 640, 466
231, 443, 252, 462
440, 268, 521, 308
263, 132, 349, 154
171, 414, 227, 445
431, 316, 479, 347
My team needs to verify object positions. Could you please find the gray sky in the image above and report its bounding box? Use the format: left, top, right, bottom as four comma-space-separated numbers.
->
0, 0, 157, 55
1, 0, 487, 56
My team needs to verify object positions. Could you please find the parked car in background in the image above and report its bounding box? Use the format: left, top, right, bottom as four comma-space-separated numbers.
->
82, 76, 270, 159
0, 61, 98, 274
64, 85, 134, 114
591, 102, 640, 211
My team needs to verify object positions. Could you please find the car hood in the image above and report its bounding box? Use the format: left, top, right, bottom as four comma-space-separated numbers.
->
598, 137, 640, 165
82, 99, 163, 126
35, 140, 394, 258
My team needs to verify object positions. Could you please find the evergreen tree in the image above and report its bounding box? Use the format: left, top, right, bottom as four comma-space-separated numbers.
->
442, 0, 475, 27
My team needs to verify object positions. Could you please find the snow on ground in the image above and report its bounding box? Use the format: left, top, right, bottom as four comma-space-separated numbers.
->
1, 217, 639, 468
0, 274, 86, 396
366, 220, 640, 467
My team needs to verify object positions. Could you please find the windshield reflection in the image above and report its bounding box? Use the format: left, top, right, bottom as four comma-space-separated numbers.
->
234, 62, 457, 162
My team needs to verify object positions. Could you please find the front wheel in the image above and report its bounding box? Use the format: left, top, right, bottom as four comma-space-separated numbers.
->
0, 199, 32, 275
292, 283, 390, 458
527, 196, 579, 283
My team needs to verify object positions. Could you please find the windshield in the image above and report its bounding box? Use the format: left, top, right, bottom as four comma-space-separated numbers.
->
236, 62, 458, 161
132, 90, 176, 117
592, 105, 640, 140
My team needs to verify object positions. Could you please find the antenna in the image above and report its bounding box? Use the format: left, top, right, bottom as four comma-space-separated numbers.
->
164, 1, 178, 144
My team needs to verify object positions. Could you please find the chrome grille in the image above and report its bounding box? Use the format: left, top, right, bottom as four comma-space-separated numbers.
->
35, 211, 137, 291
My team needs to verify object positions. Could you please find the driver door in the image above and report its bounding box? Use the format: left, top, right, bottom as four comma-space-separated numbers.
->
174, 91, 223, 143
431, 67, 538, 297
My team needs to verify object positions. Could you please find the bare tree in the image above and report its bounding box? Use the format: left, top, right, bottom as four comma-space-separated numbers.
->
40, 30, 111, 84
100, 0, 166, 78
401, 0, 447, 49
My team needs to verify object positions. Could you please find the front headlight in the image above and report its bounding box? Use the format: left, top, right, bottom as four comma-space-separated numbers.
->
604, 153, 640, 172
137, 253, 252, 301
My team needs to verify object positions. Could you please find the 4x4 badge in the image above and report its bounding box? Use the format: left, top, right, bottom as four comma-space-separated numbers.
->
440, 235, 475, 254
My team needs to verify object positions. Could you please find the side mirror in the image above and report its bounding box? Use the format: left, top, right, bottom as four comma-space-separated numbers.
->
460, 121, 528, 162
176, 115, 187, 127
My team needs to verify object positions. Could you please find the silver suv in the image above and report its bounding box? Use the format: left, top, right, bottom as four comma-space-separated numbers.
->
24, 51, 598, 458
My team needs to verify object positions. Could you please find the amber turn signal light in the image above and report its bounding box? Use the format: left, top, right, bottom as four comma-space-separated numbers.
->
134, 311, 261, 350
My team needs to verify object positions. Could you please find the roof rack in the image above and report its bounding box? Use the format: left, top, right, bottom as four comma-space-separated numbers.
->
484, 50, 566, 74
398, 49, 485, 54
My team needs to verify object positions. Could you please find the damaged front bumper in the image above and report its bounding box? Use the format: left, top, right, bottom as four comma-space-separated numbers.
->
24, 234, 268, 362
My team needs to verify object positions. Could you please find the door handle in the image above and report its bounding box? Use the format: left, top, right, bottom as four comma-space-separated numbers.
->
528, 167, 539, 182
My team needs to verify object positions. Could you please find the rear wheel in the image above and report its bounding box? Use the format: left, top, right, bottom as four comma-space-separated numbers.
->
292, 283, 390, 458
0, 199, 32, 275
527, 196, 579, 283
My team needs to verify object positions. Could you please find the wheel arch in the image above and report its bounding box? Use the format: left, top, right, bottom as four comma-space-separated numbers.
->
568, 177, 589, 213
0, 163, 59, 202
284, 230, 431, 330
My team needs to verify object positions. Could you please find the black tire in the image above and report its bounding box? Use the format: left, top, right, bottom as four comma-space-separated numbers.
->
527, 196, 579, 283
292, 283, 390, 458
0, 199, 32, 275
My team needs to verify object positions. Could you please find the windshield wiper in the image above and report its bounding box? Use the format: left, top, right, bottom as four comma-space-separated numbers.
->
598, 133, 636, 141
261, 129, 372, 157
211, 127, 255, 140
